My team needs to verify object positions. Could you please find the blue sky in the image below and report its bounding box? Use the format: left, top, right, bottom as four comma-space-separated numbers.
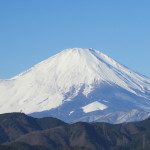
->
0, 0, 150, 79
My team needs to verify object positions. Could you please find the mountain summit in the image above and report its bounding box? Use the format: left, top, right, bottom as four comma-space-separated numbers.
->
0, 48, 150, 123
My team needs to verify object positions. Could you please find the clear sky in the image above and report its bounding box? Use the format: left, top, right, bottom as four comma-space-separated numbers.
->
0, 0, 150, 79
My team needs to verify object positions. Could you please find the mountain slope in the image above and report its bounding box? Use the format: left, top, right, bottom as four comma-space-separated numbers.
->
0, 113, 149, 150
0, 113, 66, 144
6, 115, 150, 150
0, 48, 150, 123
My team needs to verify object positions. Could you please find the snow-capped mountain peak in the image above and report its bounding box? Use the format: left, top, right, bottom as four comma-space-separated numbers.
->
0, 48, 150, 123
12, 48, 150, 93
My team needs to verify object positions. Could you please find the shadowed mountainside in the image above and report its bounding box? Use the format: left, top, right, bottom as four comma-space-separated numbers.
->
0, 112, 66, 144
0, 113, 149, 150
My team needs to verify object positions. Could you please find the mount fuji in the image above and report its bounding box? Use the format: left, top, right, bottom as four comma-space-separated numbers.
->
0, 48, 150, 123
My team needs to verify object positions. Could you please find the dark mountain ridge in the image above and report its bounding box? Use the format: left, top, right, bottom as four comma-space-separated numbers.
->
0, 113, 149, 150
0, 112, 66, 144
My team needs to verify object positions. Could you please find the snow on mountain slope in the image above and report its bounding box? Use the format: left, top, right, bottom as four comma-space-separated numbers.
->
0, 48, 150, 123
82, 101, 108, 113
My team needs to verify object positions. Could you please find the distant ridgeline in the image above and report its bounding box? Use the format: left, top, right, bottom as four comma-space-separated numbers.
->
0, 112, 149, 150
